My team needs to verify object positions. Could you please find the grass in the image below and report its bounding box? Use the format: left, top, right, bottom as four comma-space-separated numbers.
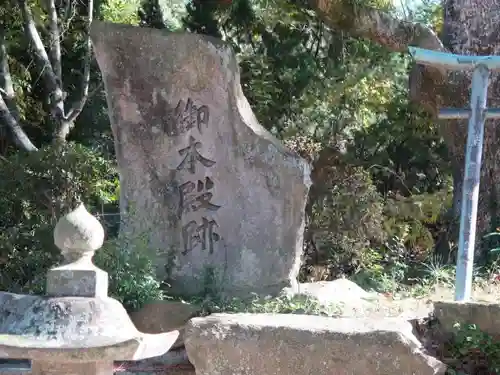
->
174, 293, 343, 317
161, 270, 500, 324
156, 256, 500, 322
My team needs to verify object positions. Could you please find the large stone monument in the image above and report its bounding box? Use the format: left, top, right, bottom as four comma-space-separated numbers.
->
0, 203, 179, 375
90, 22, 311, 298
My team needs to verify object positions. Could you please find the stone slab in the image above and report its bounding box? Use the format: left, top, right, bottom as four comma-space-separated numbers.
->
434, 300, 500, 337
185, 313, 446, 375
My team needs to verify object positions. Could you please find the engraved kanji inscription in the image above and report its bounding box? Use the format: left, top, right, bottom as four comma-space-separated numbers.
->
182, 217, 220, 255
176, 136, 216, 174
163, 98, 210, 136
180, 177, 221, 214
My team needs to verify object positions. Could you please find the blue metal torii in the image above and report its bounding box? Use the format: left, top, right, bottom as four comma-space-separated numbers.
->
409, 47, 500, 301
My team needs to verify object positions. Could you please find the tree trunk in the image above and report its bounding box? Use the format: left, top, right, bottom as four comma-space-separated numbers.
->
0, 0, 95, 151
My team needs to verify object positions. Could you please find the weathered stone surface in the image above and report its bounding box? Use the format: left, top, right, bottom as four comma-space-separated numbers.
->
129, 301, 201, 349
90, 21, 311, 298
53, 204, 105, 259
185, 313, 446, 375
281, 279, 388, 318
284, 279, 377, 304
434, 300, 500, 337
0, 292, 179, 362
48, 204, 107, 298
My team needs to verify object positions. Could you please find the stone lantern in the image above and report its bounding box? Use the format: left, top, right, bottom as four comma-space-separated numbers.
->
0, 204, 179, 375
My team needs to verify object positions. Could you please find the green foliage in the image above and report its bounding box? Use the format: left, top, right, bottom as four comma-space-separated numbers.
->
348, 62, 451, 196
382, 188, 453, 257
447, 323, 500, 375
306, 162, 386, 278
137, 0, 187, 32
94, 236, 164, 312
482, 230, 500, 264
139, 0, 166, 29
1, 143, 118, 217
0, 143, 118, 293
411, 0, 443, 34
183, 0, 223, 38
351, 240, 457, 295
101, 0, 141, 24
419, 257, 456, 286
351, 244, 411, 294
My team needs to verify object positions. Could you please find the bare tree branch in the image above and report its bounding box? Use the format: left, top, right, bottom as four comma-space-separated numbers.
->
0, 24, 38, 152
16, 0, 94, 143
0, 94, 38, 152
18, 0, 65, 121
46, 0, 62, 83
0, 27, 19, 122
307, 0, 446, 52
62, 0, 74, 22
59, 0, 94, 139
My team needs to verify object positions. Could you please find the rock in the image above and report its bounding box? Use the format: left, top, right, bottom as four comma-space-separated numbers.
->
281, 279, 379, 317
434, 300, 500, 336
185, 313, 446, 375
290, 279, 376, 304
129, 300, 201, 349
90, 21, 311, 298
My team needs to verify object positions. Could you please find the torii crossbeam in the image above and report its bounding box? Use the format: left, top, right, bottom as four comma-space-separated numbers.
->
409, 47, 500, 301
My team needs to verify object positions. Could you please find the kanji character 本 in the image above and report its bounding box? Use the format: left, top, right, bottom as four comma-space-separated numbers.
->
163, 98, 210, 136
182, 217, 220, 255
180, 177, 221, 214
176, 136, 215, 174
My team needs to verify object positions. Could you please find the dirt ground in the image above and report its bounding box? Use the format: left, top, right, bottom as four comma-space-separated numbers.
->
339, 282, 500, 319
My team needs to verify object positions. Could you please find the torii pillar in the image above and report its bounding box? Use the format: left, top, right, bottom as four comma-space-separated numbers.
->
409, 47, 500, 301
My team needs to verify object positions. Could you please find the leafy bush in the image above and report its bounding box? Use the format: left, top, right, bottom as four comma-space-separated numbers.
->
446, 323, 500, 374
0, 142, 118, 293
301, 156, 386, 280
383, 189, 452, 259
351, 238, 456, 296
350, 243, 411, 294
94, 236, 164, 312
348, 188, 454, 294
